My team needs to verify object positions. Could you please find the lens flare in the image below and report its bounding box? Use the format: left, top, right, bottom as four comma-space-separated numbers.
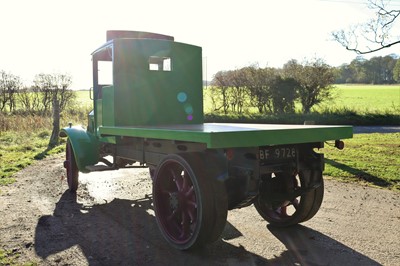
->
177, 92, 187, 103
184, 103, 193, 114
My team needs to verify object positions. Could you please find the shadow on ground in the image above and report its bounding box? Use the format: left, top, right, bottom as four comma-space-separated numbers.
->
325, 158, 391, 187
34, 191, 379, 265
268, 225, 379, 265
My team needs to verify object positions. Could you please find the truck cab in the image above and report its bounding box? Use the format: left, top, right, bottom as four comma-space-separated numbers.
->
91, 30, 203, 135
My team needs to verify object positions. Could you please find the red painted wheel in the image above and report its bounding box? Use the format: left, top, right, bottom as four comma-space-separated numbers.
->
254, 170, 324, 227
153, 153, 227, 250
64, 140, 79, 193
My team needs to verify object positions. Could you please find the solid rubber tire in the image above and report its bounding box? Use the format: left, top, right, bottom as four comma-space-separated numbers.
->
65, 140, 79, 192
152, 153, 228, 250
254, 170, 324, 227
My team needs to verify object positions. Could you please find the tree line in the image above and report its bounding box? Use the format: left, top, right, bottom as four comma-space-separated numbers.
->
334, 54, 400, 84
0, 71, 75, 114
209, 58, 335, 115
0, 71, 75, 147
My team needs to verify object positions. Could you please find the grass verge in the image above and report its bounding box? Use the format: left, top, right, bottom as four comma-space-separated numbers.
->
0, 130, 65, 186
0, 249, 19, 265
322, 133, 400, 190
0, 107, 87, 186
204, 111, 400, 125
0, 248, 36, 266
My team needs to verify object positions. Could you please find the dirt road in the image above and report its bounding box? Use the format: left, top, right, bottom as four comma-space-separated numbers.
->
1, 154, 399, 265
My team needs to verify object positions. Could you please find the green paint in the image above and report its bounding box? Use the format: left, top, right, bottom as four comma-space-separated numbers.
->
99, 123, 353, 149
60, 126, 99, 172
98, 38, 203, 126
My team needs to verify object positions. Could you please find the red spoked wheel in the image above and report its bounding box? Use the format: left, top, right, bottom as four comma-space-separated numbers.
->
153, 153, 227, 250
64, 140, 79, 193
254, 170, 324, 227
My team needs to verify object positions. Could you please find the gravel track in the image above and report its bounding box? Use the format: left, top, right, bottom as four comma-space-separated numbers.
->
1, 154, 399, 265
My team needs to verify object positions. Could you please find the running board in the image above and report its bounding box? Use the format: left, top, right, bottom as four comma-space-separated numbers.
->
85, 165, 115, 172
85, 164, 148, 172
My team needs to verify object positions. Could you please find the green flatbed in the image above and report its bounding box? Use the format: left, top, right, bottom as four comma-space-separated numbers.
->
99, 123, 353, 149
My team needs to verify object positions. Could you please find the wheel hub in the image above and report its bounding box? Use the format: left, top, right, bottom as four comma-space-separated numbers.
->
259, 174, 296, 209
169, 192, 179, 211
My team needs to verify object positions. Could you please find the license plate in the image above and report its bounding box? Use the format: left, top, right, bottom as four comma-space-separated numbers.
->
259, 146, 297, 161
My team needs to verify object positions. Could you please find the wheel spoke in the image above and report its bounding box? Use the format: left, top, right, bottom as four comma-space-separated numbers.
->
187, 197, 197, 208
171, 218, 183, 237
182, 171, 190, 191
185, 186, 194, 198
171, 168, 183, 191
161, 189, 176, 197
180, 211, 189, 239
167, 209, 178, 221
185, 204, 196, 222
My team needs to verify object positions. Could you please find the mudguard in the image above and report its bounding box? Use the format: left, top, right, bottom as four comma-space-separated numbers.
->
60, 126, 99, 173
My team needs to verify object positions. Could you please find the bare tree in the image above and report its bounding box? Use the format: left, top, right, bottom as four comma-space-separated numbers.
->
33, 73, 53, 113
0, 70, 22, 113
18, 85, 42, 113
210, 71, 231, 114
0, 71, 9, 112
228, 69, 248, 114
33, 73, 74, 148
17, 87, 33, 112
332, 0, 400, 54
270, 76, 300, 114
211, 70, 249, 114
245, 65, 276, 114
33, 73, 74, 113
49, 73, 74, 148
283, 59, 335, 113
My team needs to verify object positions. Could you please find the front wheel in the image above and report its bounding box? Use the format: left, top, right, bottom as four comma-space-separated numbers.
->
254, 170, 324, 227
152, 153, 228, 250
64, 140, 79, 193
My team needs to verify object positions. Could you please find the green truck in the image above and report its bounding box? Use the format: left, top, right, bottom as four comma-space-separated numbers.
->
60, 31, 353, 250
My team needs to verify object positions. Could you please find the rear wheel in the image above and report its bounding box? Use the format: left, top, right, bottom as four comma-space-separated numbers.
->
254, 170, 324, 227
152, 153, 227, 250
64, 140, 79, 193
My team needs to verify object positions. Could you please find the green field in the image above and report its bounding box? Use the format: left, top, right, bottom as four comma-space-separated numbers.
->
203, 84, 400, 114
76, 85, 400, 115
317, 84, 400, 113
75, 90, 92, 109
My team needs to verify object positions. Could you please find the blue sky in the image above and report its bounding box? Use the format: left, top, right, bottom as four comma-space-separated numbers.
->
1, 0, 400, 89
